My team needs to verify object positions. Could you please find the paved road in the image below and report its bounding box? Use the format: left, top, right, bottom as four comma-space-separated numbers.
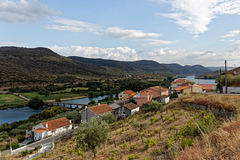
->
11, 130, 73, 156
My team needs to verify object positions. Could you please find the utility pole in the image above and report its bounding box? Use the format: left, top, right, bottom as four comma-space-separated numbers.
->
9, 137, 12, 155
225, 60, 227, 94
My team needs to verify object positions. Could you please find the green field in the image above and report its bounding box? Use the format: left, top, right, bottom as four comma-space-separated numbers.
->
0, 94, 26, 105
51, 87, 89, 94
21, 92, 85, 100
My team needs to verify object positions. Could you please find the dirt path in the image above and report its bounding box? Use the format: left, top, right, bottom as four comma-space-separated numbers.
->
44, 96, 87, 102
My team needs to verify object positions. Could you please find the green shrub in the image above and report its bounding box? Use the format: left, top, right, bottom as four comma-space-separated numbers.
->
120, 140, 127, 149
17, 135, 25, 143
0, 137, 4, 142
152, 149, 163, 156
129, 144, 136, 152
164, 115, 170, 121
151, 115, 159, 124
144, 138, 158, 150
180, 138, 194, 148
128, 154, 140, 160
21, 149, 28, 157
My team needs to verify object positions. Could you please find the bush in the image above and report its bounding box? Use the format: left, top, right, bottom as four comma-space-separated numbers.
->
17, 135, 25, 143
21, 149, 28, 157
129, 144, 136, 152
151, 115, 159, 124
28, 96, 44, 109
144, 138, 158, 150
0, 137, 4, 142
180, 138, 194, 148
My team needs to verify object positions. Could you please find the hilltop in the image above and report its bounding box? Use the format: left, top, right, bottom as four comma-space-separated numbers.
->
0, 47, 124, 83
69, 56, 211, 75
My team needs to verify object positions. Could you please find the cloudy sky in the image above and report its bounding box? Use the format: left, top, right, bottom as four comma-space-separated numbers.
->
1, 0, 240, 67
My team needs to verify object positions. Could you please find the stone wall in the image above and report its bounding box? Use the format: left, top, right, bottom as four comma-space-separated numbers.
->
180, 102, 236, 118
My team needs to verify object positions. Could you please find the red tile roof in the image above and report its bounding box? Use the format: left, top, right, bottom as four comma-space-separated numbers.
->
88, 104, 114, 115
172, 79, 190, 84
124, 90, 137, 98
174, 85, 191, 91
123, 103, 139, 110
41, 117, 72, 131
198, 84, 216, 90
226, 66, 240, 75
34, 128, 46, 133
150, 86, 168, 92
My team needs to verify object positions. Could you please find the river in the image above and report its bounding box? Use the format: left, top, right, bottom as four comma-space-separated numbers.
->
0, 95, 111, 125
181, 76, 216, 84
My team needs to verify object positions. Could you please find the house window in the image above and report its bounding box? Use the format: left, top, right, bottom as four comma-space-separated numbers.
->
123, 112, 125, 114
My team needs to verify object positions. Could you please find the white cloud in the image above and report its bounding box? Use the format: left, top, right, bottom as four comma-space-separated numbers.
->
45, 17, 101, 34
105, 27, 161, 40
49, 45, 140, 61
0, 0, 59, 23
0, 41, 26, 47
143, 39, 175, 47
146, 47, 240, 66
221, 30, 240, 38
152, 0, 240, 35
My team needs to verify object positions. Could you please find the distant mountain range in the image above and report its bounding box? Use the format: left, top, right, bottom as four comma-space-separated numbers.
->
0, 47, 212, 83
69, 56, 212, 75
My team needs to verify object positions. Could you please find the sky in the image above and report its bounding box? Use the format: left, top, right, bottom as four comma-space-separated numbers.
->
1, 0, 240, 67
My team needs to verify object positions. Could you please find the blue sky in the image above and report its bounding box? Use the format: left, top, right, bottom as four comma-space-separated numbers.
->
1, 0, 240, 67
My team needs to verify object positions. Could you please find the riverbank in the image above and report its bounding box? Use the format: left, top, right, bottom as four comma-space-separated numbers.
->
44, 96, 87, 102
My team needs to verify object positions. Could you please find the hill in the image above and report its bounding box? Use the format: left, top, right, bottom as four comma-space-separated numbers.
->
69, 56, 211, 75
0, 47, 125, 83
11, 94, 240, 160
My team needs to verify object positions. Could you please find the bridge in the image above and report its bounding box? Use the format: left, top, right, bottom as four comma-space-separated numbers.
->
44, 101, 87, 109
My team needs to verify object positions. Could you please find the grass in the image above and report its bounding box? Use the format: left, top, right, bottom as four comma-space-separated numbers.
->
13, 100, 219, 160
181, 94, 240, 112
21, 92, 84, 100
177, 116, 240, 160
0, 94, 26, 105
51, 87, 89, 94
10, 96, 240, 159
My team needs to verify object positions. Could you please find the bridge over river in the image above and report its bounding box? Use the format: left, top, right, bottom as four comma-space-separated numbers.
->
44, 101, 87, 108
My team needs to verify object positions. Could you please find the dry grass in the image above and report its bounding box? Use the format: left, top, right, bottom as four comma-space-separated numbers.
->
181, 94, 240, 112
12, 102, 204, 160
177, 116, 240, 160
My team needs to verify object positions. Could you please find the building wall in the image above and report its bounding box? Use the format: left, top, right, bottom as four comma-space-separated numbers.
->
34, 131, 42, 141
81, 108, 97, 123
223, 86, 240, 94
114, 107, 132, 118
136, 97, 149, 106
140, 88, 168, 98
160, 97, 170, 104
130, 107, 139, 115
118, 92, 125, 100
183, 86, 203, 94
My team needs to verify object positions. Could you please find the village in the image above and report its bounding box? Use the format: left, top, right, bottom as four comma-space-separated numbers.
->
1, 66, 240, 159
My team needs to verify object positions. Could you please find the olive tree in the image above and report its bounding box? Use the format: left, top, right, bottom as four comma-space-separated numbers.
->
74, 118, 110, 158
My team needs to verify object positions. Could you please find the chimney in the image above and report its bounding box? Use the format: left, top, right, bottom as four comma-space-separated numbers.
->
147, 91, 150, 102
46, 123, 48, 128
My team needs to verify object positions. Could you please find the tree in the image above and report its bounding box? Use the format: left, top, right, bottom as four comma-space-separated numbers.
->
27, 96, 44, 109
74, 118, 110, 158
99, 112, 116, 124
148, 100, 163, 112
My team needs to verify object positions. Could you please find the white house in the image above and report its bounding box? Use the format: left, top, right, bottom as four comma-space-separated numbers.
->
118, 90, 137, 100
32, 117, 72, 141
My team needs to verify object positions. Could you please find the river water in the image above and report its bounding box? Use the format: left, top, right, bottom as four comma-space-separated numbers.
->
181, 76, 216, 84
0, 95, 110, 125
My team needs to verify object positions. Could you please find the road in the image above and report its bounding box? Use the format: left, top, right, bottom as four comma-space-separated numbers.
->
11, 130, 73, 156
